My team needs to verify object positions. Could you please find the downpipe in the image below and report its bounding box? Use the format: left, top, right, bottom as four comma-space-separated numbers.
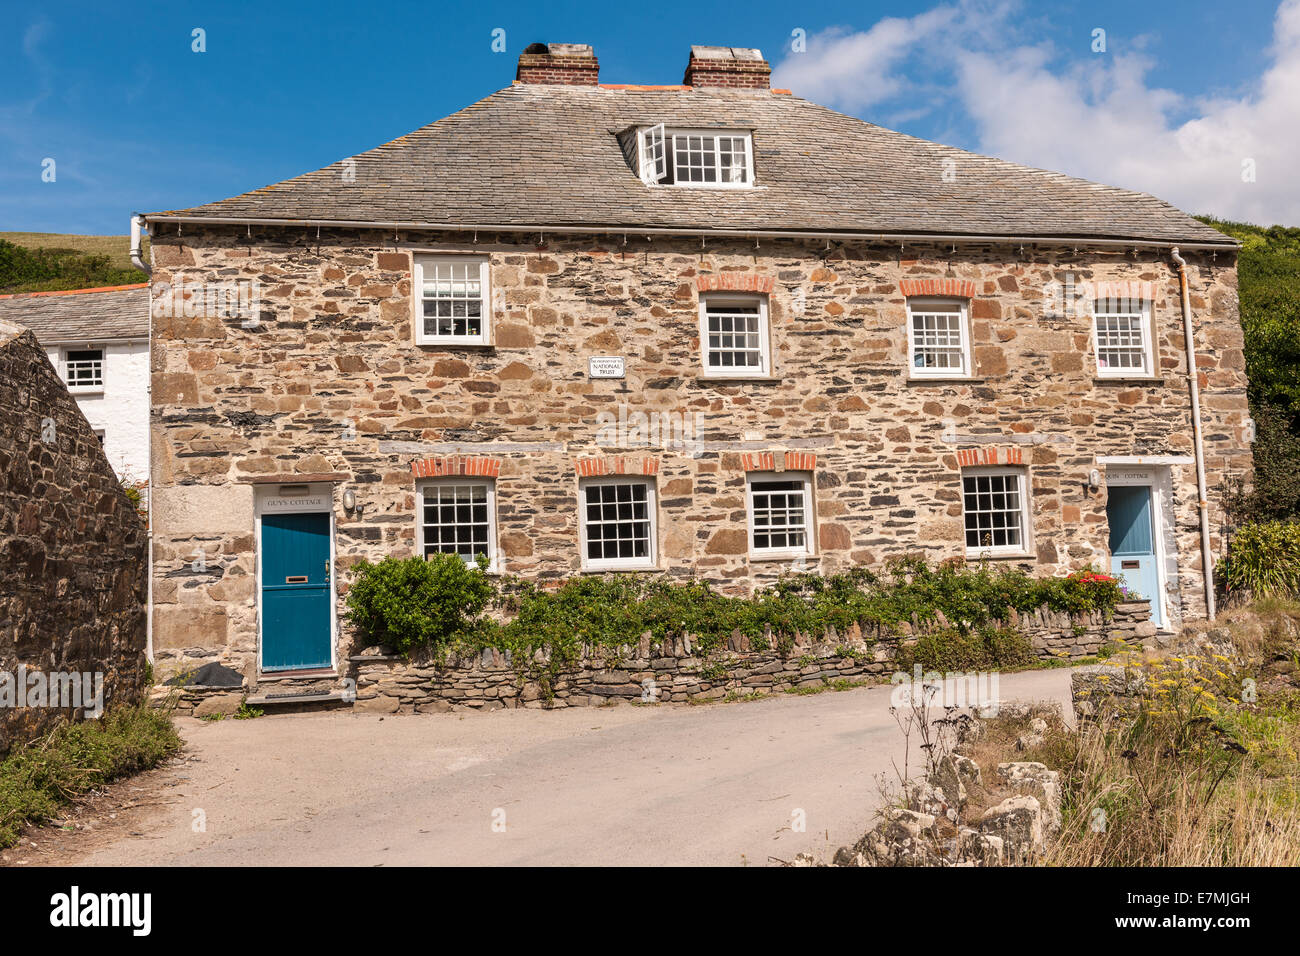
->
1171, 246, 1216, 620
130, 213, 151, 276
132, 213, 155, 660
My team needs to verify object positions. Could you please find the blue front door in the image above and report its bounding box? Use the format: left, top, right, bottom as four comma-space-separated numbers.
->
1107, 485, 1162, 628
261, 512, 333, 670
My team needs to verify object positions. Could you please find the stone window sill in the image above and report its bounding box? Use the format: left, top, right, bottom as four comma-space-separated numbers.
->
579, 565, 660, 575
749, 551, 817, 564
905, 377, 987, 385
696, 376, 783, 385
1093, 376, 1164, 385
965, 550, 1036, 562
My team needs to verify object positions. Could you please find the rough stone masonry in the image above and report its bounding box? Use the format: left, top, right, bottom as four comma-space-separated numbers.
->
145, 229, 1249, 685
0, 320, 148, 752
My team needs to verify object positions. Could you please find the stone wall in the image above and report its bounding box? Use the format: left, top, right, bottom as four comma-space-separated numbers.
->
350, 601, 1152, 713
146, 224, 1250, 681
0, 321, 149, 753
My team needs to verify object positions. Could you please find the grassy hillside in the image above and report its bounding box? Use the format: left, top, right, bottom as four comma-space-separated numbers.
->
0, 232, 148, 295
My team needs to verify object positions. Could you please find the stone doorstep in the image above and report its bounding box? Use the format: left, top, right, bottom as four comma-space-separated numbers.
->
244, 689, 351, 707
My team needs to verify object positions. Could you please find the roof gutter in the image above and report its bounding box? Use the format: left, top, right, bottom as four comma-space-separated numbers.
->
140, 214, 1239, 252
1170, 246, 1216, 621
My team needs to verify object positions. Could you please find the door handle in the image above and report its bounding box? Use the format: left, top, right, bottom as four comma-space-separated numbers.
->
324, 560, 330, 582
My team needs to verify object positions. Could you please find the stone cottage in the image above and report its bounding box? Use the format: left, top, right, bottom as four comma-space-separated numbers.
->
140, 43, 1251, 688
0, 284, 151, 488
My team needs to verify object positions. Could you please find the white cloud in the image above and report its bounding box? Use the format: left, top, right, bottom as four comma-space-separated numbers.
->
774, 7, 959, 111
772, 0, 1300, 225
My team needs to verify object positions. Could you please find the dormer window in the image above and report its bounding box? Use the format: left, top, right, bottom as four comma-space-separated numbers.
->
635, 126, 754, 188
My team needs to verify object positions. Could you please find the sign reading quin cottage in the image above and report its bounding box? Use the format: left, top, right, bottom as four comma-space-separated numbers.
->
588, 356, 626, 379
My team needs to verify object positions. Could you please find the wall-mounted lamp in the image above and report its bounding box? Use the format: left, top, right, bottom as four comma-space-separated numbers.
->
342, 488, 357, 512
1088, 469, 1101, 492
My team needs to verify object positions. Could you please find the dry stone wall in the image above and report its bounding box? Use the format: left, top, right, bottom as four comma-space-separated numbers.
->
350, 601, 1152, 713
147, 225, 1249, 681
0, 321, 149, 752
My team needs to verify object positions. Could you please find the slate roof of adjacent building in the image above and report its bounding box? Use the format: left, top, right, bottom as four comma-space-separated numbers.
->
147, 84, 1233, 246
0, 284, 150, 343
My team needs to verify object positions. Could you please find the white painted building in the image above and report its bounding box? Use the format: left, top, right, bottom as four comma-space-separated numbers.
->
0, 284, 150, 486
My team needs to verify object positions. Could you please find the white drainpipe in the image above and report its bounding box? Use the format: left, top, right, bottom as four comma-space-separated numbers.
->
130, 213, 151, 276
132, 213, 155, 660
1171, 246, 1216, 620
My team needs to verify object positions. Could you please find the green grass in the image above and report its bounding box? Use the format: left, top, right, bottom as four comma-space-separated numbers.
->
0, 233, 142, 272
0, 704, 182, 849
0, 232, 149, 294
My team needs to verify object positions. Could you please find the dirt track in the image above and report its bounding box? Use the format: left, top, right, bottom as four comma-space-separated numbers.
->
2, 668, 1076, 866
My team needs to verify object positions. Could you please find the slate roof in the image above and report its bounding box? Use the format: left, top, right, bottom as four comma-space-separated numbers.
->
148, 84, 1232, 246
0, 285, 150, 343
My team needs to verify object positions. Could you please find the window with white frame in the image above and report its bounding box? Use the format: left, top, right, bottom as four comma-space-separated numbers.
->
579, 478, 657, 570
962, 467, 1031, 556
63, 348, 104, 389
414, 255, 490, 345
1092, 298, 1153, 377
639, 123, 667, 185
637, 127, 754, 188
747, 472, 814, 557
700, 294, 770, 377
907, 299, 971, 377
418, 479, 497, 568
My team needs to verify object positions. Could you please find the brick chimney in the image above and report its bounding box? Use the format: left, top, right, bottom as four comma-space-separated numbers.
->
682, 46, 770, 89
515, 42, 600, 85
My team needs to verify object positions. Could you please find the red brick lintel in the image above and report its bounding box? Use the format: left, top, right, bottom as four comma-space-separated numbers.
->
740, 451, 818, 473
573, 456, 660, 477
899, 278, 978, 299
410, 456, 502, 479
697, 274, 775, 295
955, 447, 1025, 468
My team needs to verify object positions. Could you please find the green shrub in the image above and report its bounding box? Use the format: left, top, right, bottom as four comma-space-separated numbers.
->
0, 238, 145, 294
1219, 521, 1300, 599
0, 704, 181, 849
1227, 402, 1300, 523
893, 625, 1034, 672
344, 553, 495, 654
343, 555, 1121, 669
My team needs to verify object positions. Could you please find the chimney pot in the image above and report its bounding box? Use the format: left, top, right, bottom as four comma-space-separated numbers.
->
683, 46, 770, 89
516, 42, 600, 86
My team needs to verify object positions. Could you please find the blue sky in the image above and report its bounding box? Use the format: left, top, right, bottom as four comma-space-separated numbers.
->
1, 0, 1295, 234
